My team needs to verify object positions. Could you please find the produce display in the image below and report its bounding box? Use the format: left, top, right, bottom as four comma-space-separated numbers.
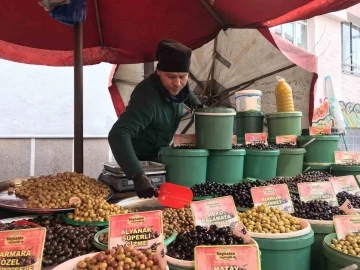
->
238, 143, 278, 150
269, 143, 298, 149
0, 222, 38, 230
191, 182, 224, 196
291, 194, 345, 220
238, 205, 301, 233
167, 225, 244, 261
336, 161, 360, 165
98, 231, 109, 245
66, 197, 128, 222
10, 172, 110, 208
173, 144, 196, 149
330, 233, 360, 256
337, 191, 360, 208
76, 245, 160, 270
162, 205, 194, 238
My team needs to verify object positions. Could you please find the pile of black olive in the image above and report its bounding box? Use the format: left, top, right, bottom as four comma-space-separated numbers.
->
167, 225, 244, 261
237, 143, 278, 150
291, 194, 345, 220
173, 144, 196, 149
0, 223, 38, 231
337, 191, 360, 208
270, 143, 298, 149
13, 256, 37, 267
191, 182, 225, 196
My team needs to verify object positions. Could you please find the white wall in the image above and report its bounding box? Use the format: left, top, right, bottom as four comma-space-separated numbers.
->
0, 59, 117, 137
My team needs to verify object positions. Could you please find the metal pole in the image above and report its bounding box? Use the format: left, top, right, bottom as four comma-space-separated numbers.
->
74, 22, 84, 173
144, 62, 155, 78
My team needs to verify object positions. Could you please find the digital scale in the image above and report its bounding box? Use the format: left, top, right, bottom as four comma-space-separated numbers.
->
99, 161, 166, 195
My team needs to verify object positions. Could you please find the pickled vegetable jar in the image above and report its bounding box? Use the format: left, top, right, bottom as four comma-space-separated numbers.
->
275, 76, 295, 112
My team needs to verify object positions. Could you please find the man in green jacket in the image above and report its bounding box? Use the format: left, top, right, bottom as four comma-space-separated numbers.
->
108, 40, 201, 199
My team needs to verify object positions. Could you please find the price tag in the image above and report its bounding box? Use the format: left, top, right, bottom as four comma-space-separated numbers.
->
173, 134, 196, 147
191, 196, 239, 229
329, 176, 360, 195
339, 199, 357, 215
334, 215, 360, 240
251, 184, 294, 213
245, 133, 268, 145
232, 135, 237, 145
276, 135, 297, 145
297, 182, 338, 206
109, 211, 167, 270
0, 227, 46, 270
309, 126, 331, 135
334, 151, 359, 165
195, 245, 261, 270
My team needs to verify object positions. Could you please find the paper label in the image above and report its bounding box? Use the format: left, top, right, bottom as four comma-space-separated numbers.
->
232, 135, 237, 145
191, 196, 239, 228
195, 245, 261, 270
276, 135, 297, 145
245, 133, 268, 145
329, 176, 360, 195
309, 126, 331, 135
0, 228, 46, 270
109, 211, 166, 270
334, 215, 360, 240
297, 182, 338, 206
334, 151, 359, 165
339, 199, 357, 215
173, 134, 196, 147
250, 184, 294, 213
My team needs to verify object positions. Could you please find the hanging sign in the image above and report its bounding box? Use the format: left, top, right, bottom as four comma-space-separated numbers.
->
329, 176, 360, 196
245, 133, 267, 145
297, 182, 338, 206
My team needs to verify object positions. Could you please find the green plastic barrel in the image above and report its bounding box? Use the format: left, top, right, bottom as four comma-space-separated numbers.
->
237, 137, 245, 145
233, 111, 264, 138
194, 108, 236, 150
303, 162, 332, 173
266, 112, 302, 138
254, 230, 314, 270
323, 233, 360, 270
297, 135, 340, 163
331, 165, 360, 178
277, 148, 306, 177
159, 147, 209, 187
207, 149, 246, 184
307, 220, 335, 270
244, 149, 280, 180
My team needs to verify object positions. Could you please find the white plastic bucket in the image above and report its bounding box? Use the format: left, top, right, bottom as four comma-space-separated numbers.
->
235, 89, 262, 112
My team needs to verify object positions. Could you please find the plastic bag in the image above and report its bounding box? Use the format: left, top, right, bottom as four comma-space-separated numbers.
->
44, 0, 87, 26
39, 0, 70, 11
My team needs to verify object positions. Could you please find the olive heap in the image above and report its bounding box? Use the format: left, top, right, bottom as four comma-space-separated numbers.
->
337, 191, 360, 208
98, 231, 109, 245
0, 223, 38, 231
267, 171, 332, 191
291, 194, 345, 220
76, 245, 160, 270
167, 225, 244, 261
238, 205, 301, 233
66, 197, 128, 222
330, 233, 360, 256
238, 143, 278, 150
162, 205, 194, 238
12, 172, 110, 208
173, 144, 196, 149
269, 143, 298, 149
190, 182, 224, 196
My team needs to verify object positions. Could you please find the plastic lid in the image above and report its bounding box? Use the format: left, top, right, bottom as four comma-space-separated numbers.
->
235, 111, 264, 117
297, 135, 340, 141
209, 149, 246, 156
279, 148, 306, 154
266, 111, 302, 118
245, 149, 280, 156
194, 107, 236, 116
159, 147, 209, 157
235, 89, 262, 95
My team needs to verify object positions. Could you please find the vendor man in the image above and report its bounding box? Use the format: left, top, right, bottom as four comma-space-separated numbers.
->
108, 40, 201, 199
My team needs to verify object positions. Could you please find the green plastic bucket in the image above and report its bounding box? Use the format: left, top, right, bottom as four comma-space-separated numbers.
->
194, 108, 236, 150
237, 137, 245, 145
297, 135, 340, 163
254, 230, 314, 270
277, 148, 306, 177
159, 147, 209, 187
307, 220, 335, 270
207, 149, 246, 184
323, 233, 360, 270
303, 162, 332, 173
331, 164, 360, 178
234, 111, 264, 138
244, 149, 280, 180
266, 112, 302, 138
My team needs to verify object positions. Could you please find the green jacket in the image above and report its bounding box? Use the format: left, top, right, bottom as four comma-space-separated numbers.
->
108, 73, 200, 178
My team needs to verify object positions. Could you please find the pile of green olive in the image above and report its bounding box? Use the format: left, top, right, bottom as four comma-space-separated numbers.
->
162, 205, 194, 238
330, 233, 360, 256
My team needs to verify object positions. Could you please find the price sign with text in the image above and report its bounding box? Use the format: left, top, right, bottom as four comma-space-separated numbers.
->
329, 176, 360, 196
245, 133, 267, 145
297, 182, 338, 206
334, 215, 360, 240
309, 126, 331, 135
334, 151, 359, 165
276, 135, 297, 145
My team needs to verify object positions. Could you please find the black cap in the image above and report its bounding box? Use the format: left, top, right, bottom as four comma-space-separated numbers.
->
156, 40, 192, 72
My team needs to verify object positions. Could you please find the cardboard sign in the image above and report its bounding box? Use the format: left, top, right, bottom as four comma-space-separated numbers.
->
109, 211, 167, 270
339, 199, 357, 215
276, 135, 297, 145
250, 184, 294, 213
309, 126, 331, 135
334, 215, 360, 240
245, 133, 267, 145
329, 176, 360, 196
297, 182, 338, 206
0, 227, 46, 270
334, 151, 359, 165
173, 134, 196, 147
195, 245, 261, 270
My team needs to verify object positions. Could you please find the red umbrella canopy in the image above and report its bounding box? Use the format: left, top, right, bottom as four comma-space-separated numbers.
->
0, 0, 359, 66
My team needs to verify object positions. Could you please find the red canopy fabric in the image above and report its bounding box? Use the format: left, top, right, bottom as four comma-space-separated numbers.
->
0, 0, 359, 66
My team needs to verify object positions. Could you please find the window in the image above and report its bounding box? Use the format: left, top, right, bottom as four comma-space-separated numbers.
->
273, 20, 308, 50
342, 22, 360, 75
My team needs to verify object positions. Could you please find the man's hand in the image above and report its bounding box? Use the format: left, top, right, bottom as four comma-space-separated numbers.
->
132, 173, 159, 199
